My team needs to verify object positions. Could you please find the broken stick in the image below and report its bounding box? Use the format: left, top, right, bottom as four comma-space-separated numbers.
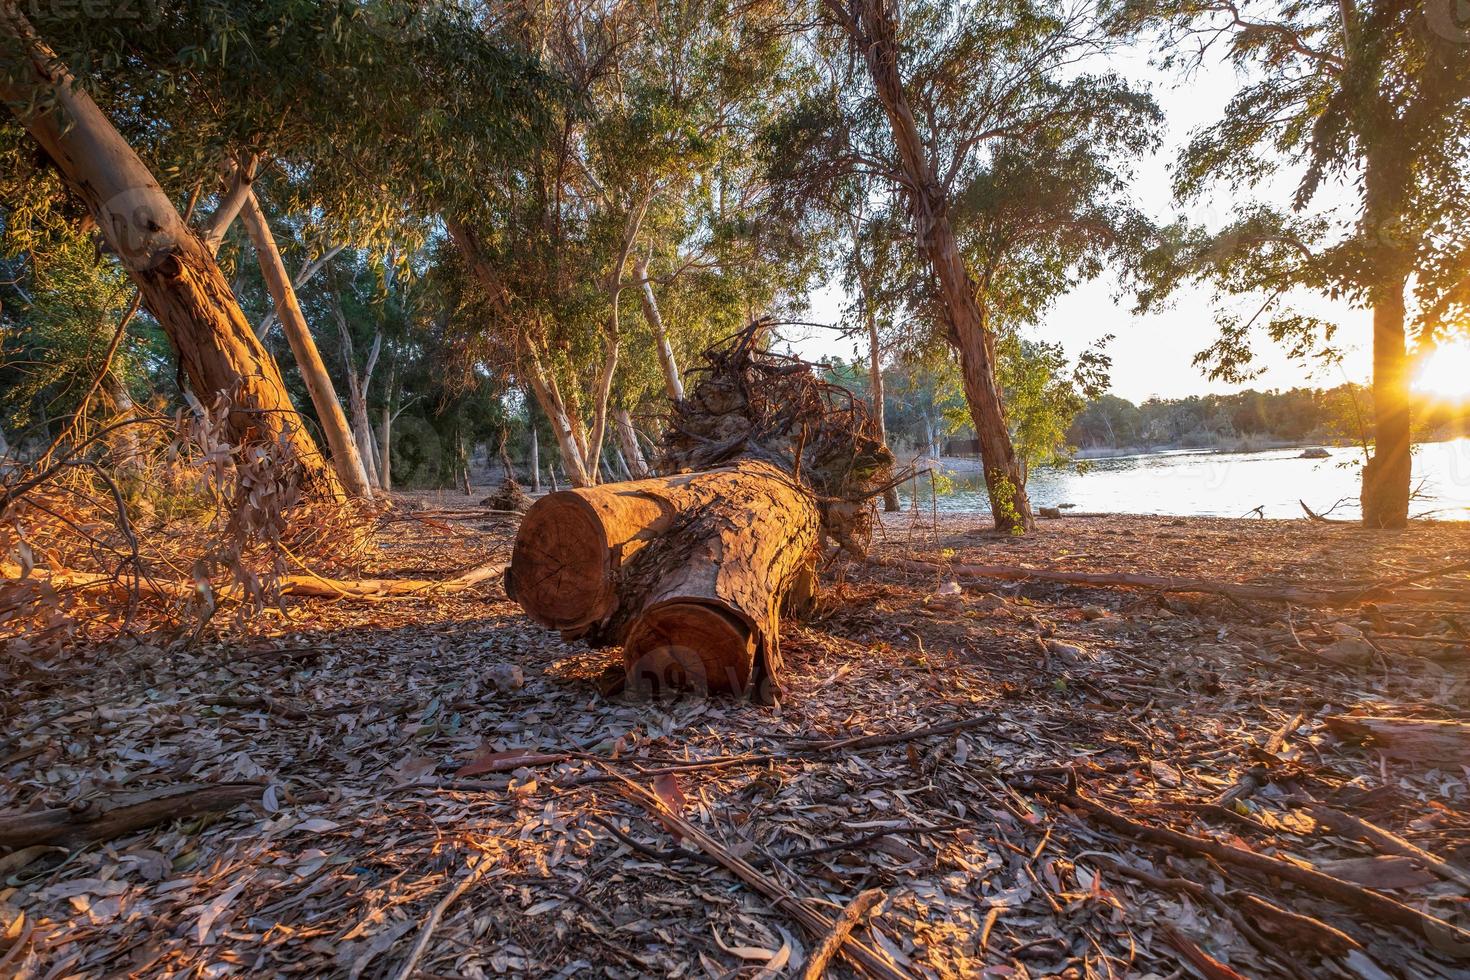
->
0, 782, 260, 849
611, 773, 914, 980
1298, 801, 1470, 892
1050, 790, 1470, 954
802, 889, 885, 980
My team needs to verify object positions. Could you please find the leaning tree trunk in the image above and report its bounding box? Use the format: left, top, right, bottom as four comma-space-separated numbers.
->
842, 0, 1032, 532
633, 254, 685, 402
0, 4, 338, 494
506, 460, 818, 701
241, 191, 374, 499
614, 408, 649, 479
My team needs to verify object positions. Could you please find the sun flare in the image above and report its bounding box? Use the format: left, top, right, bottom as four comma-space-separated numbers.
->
1413, 339, 1470, 402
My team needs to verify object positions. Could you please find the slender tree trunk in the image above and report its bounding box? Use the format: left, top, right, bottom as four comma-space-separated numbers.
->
614, 408, 650, 478
521, 333, 593, 487
865, 308, 900, 512
634, 254, 684, 402
239, 191, 373, 498
333, 304, 382, 492
586, 330, 619, 484
839, 0, 1031, 532
256, 245, 345, 341
378, 363, 394, 491
529, 422, 541, 493
0, 4, 338, 494
1362, 281, 1412, 528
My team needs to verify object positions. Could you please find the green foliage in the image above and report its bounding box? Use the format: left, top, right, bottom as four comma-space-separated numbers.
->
1132, 0, 1470, 368
0, 171, 145, 435
996, 332, 1112, 478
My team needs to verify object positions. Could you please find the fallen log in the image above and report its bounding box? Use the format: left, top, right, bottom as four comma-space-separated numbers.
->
507, 322, 891, 702
0, 782, 261, 849
1323, 715, 1470, 768
1, 560, 505, 602
507, 460, 819, 700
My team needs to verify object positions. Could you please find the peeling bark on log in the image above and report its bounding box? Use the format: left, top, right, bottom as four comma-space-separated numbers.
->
507, 460, 819, 700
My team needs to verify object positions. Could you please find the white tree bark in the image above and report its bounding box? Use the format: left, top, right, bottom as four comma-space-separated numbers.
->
633, 254, 684, 402
529, 424, 540, 493
334, 299, 382, 491
256, 244, 345, 340
614, 408, 649, 478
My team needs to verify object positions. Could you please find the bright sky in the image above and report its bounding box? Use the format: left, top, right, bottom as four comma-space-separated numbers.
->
786, 47, 1375, 403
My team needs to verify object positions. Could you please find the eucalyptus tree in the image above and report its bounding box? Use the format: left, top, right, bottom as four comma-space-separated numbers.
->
1133, 0, 1470, 527
448, 0, 818, 487
2, 0, 548, 500
790, 0, 1159, 531
0, 0, 345, 493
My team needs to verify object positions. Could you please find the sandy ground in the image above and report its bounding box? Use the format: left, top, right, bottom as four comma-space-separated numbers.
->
3, 505, 1469, 978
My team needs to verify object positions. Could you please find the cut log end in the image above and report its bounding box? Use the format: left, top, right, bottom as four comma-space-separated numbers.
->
508, 493, 615, 630
622, 601, 755, 697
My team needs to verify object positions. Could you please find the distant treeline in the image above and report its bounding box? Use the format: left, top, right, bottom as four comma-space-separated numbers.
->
826, 356, 1470, 463
1067, 386, 1470, 453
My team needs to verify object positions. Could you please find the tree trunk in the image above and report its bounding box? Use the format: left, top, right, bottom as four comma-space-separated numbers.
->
614, 408, 650, 478
865, 308, 900, 512
256, 244, 345, 341
521, 333, 594, 487
506, 460, 818, 702
1362, 285, 1412, 528
0, 4, 337, 493
377, 416, 391, 492
634, 254, 685, 402
333, 300, 382, 492
1360, 143, 1413, 530
378, 363, 394, 491
529, 424, 541, 493
240, 190, 374, 498
842, 0, 1032, 532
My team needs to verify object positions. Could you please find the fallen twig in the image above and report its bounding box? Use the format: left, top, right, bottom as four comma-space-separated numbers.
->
610, 771, 914, 980
1049, 789, 1470, 953
0, 782, 261, 849
878, 555, 1470, 607
801, 889, 884, 980
797, 715, 997, 752
390, 854, 493, 980
1297, 801, 1470, 892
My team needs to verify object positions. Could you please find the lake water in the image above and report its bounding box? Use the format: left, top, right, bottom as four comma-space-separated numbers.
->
901, 437, 1470, 521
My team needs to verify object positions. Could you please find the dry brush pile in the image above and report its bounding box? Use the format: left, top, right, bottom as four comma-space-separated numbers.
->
0, 396, 373, 673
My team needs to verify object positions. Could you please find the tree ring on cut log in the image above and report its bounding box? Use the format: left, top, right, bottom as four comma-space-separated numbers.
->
508, 494, 617, 630
622, 601, 755, 698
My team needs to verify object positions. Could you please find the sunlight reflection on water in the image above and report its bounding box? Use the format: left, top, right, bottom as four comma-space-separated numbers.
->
902, 437, 1470, 521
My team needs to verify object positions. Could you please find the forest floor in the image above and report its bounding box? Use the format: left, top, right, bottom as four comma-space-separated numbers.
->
3, 499, 1470, 979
